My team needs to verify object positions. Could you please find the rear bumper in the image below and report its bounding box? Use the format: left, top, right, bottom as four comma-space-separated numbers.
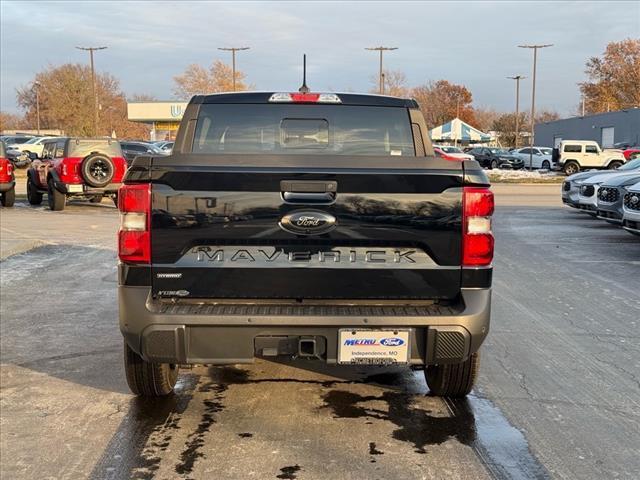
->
0, 181, 15, 193
54, 181, 122, 195
119, 286, 491, 366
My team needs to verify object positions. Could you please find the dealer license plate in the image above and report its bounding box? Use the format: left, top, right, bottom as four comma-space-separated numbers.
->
338, 329, 410, 365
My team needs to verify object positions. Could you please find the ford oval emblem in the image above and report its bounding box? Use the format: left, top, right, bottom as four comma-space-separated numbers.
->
279, 210, 336, 235
380, 338, 405, 347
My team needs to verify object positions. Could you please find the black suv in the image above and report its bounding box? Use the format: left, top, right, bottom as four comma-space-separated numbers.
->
467, 147, 524, 169
118, 92, 494, 399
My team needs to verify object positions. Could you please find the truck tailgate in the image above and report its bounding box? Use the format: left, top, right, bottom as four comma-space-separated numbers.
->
150, 156, 463, 300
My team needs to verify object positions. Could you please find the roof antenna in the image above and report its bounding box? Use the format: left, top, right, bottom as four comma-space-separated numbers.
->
299, 54, 310, 93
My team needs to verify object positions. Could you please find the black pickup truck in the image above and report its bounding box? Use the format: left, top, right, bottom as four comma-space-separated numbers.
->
118, 92, 494, 398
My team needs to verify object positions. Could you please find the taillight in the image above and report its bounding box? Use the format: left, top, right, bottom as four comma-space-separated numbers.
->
268, 92, 342, 103
118, 183, 151, 263
462, 187, 494, 267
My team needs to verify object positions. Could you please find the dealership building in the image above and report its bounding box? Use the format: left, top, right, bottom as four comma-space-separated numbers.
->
127, 101, 188, 140
534, 108, 640, 148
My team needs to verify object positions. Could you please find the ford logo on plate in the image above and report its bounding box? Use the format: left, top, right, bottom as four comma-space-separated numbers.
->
279, 210, 336, 235
380, 338, 405, 347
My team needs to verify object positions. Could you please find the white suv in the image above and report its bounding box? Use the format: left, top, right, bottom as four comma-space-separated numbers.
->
557, 140, 626, 175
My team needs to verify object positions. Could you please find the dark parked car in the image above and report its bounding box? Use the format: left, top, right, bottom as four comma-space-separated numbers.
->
466, 147, 524, 169
120, 141, 167, 165
27, 138, 126, 210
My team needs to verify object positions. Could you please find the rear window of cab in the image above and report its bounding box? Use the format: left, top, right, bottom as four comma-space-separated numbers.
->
192, 104, 415, 156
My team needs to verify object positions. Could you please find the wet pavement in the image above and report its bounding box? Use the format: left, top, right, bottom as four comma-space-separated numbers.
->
1, 186, 639, 479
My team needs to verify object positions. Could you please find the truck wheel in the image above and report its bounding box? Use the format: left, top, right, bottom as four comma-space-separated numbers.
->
47, 178, 66, 211
563, 161, 580, 175
27, 177, 43, 205
425, 351, 479, 398
1, 187, 15, 207
608, 161, 623, 170
124, 341, 178, 396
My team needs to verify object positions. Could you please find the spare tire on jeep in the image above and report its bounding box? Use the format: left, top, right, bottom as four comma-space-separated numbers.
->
81, 153, 114, 188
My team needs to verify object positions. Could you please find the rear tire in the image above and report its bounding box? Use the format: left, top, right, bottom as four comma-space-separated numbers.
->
425, 351, 480, 398
608, 161, 623, 170
47, 178, 66, 211
1, 187, 15, 207
563, 161, 580, 175
124, 341, 178, 396
27, 177, 43, 205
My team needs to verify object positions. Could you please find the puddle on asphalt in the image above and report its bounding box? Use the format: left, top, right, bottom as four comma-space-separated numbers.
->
90, 365, 549, 480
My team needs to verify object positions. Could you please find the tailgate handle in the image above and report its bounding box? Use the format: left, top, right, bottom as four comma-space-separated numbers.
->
281, 180, 337, 204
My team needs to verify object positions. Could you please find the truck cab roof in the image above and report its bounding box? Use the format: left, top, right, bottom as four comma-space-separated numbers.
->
190, 91, 419, 108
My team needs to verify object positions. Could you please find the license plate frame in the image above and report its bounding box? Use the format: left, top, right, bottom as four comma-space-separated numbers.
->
338, 329, 411, 365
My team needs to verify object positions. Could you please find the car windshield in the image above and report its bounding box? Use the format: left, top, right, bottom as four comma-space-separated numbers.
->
24, 137, 41, 144
541, 148, 552, 154
10, 137, 33, 144
192, 104, 415, 156
618, 158, 640, 170
490, 148, 508, 154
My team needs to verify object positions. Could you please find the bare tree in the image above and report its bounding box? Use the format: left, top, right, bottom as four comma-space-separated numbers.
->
0, 112, 27, 131
370, 69, 409, 97
173, 60, 250, 98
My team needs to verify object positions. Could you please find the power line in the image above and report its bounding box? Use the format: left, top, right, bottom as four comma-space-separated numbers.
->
365, 46, 398, 94
218, 47, 250, 92
76, 46, 107, 136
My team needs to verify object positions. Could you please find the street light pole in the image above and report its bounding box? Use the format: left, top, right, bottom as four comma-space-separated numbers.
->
218, 47, 250, 91
507, 75, 526, 148
518, 44, 553, 170
33, 81, 41, 134
365, 46, 398, 94
76, 46, 107, 136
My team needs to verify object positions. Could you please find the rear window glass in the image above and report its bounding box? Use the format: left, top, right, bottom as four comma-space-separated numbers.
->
68, 140, 122, 157
564, 144, 582, 153
192, 104, 415, 156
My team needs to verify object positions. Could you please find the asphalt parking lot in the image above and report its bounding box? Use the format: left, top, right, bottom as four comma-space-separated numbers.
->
1, 184, 639, 480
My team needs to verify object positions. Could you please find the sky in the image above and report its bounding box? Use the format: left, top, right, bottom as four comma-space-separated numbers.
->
1, 1, 638, 117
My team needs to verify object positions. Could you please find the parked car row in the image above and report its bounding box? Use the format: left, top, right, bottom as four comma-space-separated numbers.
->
562, 158, 640, 236
0, 134, 173, 169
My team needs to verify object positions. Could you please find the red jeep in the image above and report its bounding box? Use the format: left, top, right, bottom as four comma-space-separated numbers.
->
0, 141, 16, 207
26, 138, 126, 210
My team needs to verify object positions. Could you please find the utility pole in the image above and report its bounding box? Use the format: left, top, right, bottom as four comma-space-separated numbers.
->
518, 44, 552, 170
218, 47, 250, 91
365, 46, 398, 94
455, 95, 461, 147
507, 75, 526, 148
33, 81, 41, 134
76, 46, 107, 136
